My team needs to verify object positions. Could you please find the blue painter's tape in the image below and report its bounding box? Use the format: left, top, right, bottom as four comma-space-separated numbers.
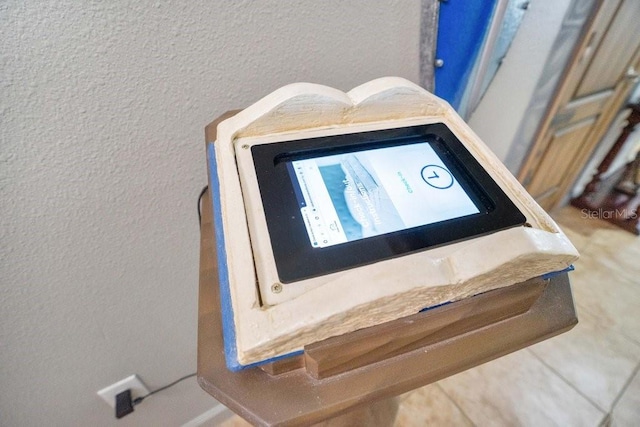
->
207, 143, 303, 371
242, 349, 305, 371
419, 266, 575, 313
435, 0, 498, 110
541, 265, 575, 280
207, 144, 240, 371
419, 300, 451, 313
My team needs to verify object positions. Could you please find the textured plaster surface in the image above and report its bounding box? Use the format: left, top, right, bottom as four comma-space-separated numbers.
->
0, 1, 420, 425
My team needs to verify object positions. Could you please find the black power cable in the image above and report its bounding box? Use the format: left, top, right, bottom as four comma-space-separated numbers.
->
132, 373, 197, 407
197, 185, 208, 229
116, 187, 210, 418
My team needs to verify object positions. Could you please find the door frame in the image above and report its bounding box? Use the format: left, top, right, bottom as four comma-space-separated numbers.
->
517, 0, 604, 189
518, 0, 640, 210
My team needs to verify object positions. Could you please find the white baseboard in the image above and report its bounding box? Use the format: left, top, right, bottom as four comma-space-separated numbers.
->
182, 403, 234, 427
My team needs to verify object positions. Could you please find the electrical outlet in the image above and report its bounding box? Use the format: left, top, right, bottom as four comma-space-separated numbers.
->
97, 375, 149, 408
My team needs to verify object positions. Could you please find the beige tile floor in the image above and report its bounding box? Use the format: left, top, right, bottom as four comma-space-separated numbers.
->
394, 207, 640, 427
220, 207, 640, 427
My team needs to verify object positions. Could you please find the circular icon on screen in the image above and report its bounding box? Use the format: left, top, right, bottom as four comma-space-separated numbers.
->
421, 165, 454, 189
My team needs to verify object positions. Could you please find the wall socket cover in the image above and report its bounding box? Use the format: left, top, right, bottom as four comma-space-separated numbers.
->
97, 374, 150, 408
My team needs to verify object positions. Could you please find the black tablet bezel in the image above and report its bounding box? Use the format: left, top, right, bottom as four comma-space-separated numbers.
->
250, 123, 526, 283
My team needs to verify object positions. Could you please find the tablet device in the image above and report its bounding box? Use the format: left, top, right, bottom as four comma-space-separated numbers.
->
249, 123, 526, 284
210, 77, 578, 368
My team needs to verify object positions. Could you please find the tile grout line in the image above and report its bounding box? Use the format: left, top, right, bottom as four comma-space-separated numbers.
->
597, 412, 612, 427
595, 362, 640, 427
574, 301, 640, 349
608, 361, 640, 415
619, 330, 640, 348
527, 348, 607, 414
435, 382, 478, 427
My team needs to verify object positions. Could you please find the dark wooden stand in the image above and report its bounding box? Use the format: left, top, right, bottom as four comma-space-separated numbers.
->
572, 104, 640, 235
197, 114, 578, 426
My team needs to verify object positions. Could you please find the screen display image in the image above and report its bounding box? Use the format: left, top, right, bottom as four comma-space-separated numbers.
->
287, 142, 481, 248
251, 123, 526, 283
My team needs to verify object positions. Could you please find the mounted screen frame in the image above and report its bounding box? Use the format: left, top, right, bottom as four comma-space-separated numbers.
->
234, 121, 530, 307
249, 123, 526, 285
210, 77, 578, 369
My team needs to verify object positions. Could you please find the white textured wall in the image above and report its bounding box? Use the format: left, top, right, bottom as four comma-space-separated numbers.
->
0, 1, 420, 425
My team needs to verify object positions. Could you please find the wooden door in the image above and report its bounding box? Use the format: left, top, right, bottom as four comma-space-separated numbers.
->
518, 0, 640, 211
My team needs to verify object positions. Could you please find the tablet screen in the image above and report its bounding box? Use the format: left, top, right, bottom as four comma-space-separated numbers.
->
287, 142, 480, 248
250, 123, 526, 283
